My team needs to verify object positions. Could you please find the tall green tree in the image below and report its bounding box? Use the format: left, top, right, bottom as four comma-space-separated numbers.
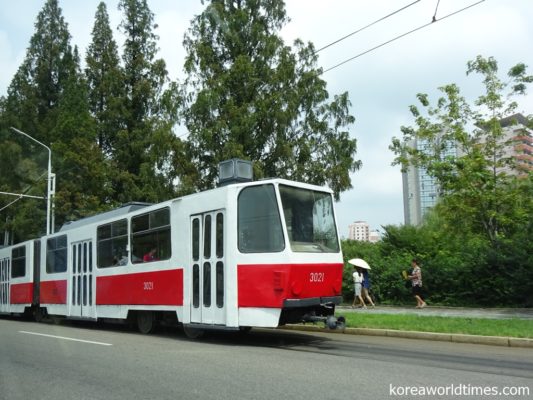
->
0, 0, 81, 239
4, 0, 75, 144
0, 127, 47, 242
181, 0, 360, 198
52, 47, 110, 223
85, 1, 125, 156
390, 56, 533, 243
115, 0, 181, 203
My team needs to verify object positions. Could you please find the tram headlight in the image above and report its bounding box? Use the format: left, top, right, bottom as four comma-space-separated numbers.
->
291, 281, 303, 296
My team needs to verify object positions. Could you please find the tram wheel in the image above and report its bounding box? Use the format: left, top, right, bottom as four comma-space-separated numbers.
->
137, 311, 156, 334
183, 325, 204, 339
33, 307, 45, 323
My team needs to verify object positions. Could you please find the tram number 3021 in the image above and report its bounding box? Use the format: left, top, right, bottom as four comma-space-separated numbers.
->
309, 272, 325, 283
143, 281, 154, 290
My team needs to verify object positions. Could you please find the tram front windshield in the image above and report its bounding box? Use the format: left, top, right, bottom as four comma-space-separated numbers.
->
237, 184, 339, 253
279, 185, 339, 253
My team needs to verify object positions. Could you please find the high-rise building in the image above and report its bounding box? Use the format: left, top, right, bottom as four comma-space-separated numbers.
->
402, 138, 458, 226
402, 113, 532, 226
497, 114, 533, 176
348, 221, 369, 241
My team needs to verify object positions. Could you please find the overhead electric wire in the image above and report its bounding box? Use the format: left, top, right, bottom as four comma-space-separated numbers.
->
0, 171, 48, 213
314, 0, 421, 54
322, 0, 486, 74
432, 0, 441, 22
176, 0, 483, 141
0, 197, 24, 213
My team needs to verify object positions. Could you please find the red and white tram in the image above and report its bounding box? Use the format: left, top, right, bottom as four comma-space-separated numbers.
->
0, 160, 344, 336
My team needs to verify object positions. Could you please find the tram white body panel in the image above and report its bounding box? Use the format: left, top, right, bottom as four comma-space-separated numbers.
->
0, 240, 35, 315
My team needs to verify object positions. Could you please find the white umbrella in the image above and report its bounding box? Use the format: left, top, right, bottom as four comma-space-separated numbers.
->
348, 258, 371, 270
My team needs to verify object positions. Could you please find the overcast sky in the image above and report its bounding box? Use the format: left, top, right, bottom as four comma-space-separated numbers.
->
1, 0, 532, 238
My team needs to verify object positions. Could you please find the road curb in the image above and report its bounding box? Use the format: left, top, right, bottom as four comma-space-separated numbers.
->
281, 325, 533, 348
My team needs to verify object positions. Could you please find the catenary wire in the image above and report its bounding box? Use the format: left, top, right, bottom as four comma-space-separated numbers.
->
176, 0, 482, 140
314, 0, 421, 54
0, 171, 48, 213
177, 1, 422, 140
0, 197, 24, 213
432, 0, 442, 22
322, 0, 485, 74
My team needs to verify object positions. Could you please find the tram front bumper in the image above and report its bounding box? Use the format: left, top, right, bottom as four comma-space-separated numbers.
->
279, 296, 343, 328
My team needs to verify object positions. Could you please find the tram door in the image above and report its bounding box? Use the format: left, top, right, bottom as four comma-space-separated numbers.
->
0, 258, 10, 313
70, 240, 96, 319
190, 211, 226, 325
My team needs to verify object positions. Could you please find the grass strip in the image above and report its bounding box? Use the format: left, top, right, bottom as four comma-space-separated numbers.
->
339, 313, 533, 338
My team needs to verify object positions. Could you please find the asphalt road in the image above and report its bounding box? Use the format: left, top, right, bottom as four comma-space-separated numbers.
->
1, 318, 532, 400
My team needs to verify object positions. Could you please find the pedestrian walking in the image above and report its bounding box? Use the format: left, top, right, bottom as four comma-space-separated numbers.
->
361, 268, 375, 308
407, 259, 426, 308
348, 258, 375, 308
351, 266, 365, 308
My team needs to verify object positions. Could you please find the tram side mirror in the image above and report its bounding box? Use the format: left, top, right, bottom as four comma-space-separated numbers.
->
218, 159, 253, 186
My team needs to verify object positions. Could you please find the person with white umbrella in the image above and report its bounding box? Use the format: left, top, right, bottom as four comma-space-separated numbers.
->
348, 258, 375, 308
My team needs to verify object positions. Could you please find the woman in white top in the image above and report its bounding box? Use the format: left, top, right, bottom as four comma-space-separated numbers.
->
352, 266, 365, 308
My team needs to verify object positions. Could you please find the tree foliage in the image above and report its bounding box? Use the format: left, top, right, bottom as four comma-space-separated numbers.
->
114, 0, 181, 204
379, 55, 533, 306
181, 0, 360, 198
85, 1, 125, 156
390, 55, 533, 244
0, 0, 86, 239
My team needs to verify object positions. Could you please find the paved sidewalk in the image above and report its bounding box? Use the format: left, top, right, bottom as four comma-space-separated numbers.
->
337, 305, 533, 320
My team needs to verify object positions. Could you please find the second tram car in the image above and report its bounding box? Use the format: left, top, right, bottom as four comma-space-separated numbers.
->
0, 160, 344, 336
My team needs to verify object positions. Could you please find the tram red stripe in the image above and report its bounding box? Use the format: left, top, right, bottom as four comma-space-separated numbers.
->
41, 280, 67, 304
237, 263, 343, 308
96, 269, 183, 306
10, 282, 33, 304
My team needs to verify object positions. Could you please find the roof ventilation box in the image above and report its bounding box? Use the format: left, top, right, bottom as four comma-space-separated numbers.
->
218, 159, 253, 186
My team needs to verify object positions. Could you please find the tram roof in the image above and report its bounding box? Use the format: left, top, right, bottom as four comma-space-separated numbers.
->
59, 202, 151, 232
56, 179, 333, 232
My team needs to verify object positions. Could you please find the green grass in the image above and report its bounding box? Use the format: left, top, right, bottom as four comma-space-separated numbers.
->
338, 313, 533, 338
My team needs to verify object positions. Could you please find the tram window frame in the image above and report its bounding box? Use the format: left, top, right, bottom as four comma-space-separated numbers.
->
203, 262, 211, 307
46, 235, 68, 273
216, 261, 224, 308
216, 213, 223, 258
131, 207, 171, 263
192, 264, 200, 308
192, 218, 200, 261
11, 245, 26, 278
238, 184, 285, 253
279, 185, 340, 253
97, 219, 128, 268
204, 215, 211, 259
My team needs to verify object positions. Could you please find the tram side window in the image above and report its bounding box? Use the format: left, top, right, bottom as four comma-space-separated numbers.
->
97, 219, 128, 268
131, 208, 171, 263
192, 218, 200, 261
216, 213, 223, 258
238, 185, 284, 253
46, 235, 68, 273
11, 245, 26, 278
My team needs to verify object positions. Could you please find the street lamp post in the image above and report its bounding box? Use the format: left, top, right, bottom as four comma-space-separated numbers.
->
9, 127, 55, 235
